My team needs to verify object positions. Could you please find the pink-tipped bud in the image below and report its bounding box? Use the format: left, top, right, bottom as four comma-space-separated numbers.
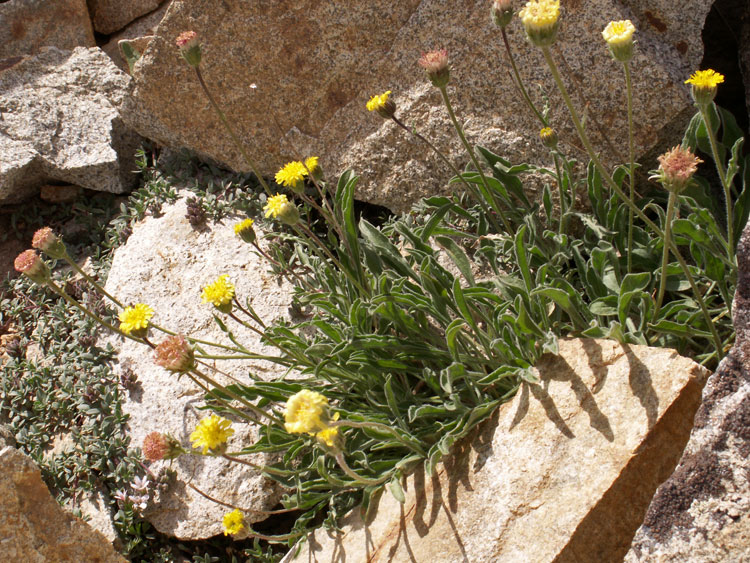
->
14, 250, 50, 284
651, 146, 703, 194
418, 49, 450, 89
31, 227, 67, 260
176, 31, 201, 67
143, 432, 184, 461
154, 334, 195, 373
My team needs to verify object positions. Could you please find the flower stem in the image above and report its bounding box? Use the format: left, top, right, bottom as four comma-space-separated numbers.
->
698, 104, 735, 257
61, 254, 124, 308
391, 115, 500, 232
189, 367, 283, 425
624, 61, 636, 274
501, 29, 548, 126
540, 46, 723, 358
194, 67, 272, 197
654, 191, 677, 318
333, 451, 389, 486
437, 85, 513, 233
331, 420, 425, 456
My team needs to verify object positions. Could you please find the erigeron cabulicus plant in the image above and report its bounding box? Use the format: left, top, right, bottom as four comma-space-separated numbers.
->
17, 0, 748, 544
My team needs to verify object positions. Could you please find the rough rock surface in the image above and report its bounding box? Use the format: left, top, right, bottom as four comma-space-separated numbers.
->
0, 446, 126, 563
123, 0, 711, 213
0, 47, 140, 204
285, 339, 709, 563
104, 194, 293, 539
0, 0, 95, 60
625, 225, 750, 562
87, 0, 167, 35
101, 1, 171, 72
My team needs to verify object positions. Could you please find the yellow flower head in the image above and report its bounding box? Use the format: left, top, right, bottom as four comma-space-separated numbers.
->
366, 90, 392, 112
315, 412, 341, 448
304, 156, 320, 174
519, 0, 560, 46
222, 509, 245, 536
602, 20, 635, 45
190, 414, 235, 454
685, 69, 725, 89
118, 303, 154, 335
264, 193, 289, 219
284, 389, 330, 435
233, 218, 254, 236
602, 20, 636, 62
201, 274, 235, 307
316, 426, 339, 448
685, 69, 724, 107
275, 161, 307, 190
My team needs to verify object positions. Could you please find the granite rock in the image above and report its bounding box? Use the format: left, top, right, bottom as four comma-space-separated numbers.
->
123, 0, 711, 213
625, 223, 750, 562
101, 1, 172, 72
0, 0, 95, 60
0, 47, 140, 204
285, 338, 709, 563
103, 194, 293, 539
0, 446, 126, 563
87, 0, 168, 35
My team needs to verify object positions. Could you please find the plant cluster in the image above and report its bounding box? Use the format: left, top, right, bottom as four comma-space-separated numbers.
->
9, 0, 749, 557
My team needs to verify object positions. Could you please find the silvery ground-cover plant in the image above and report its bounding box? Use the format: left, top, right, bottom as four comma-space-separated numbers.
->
8, 0, 750, 558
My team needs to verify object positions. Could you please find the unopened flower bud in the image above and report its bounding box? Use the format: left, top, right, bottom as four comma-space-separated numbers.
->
491, 0, 514, 28
176, 31, 201, 67
685, 69, 724, 108
233, 218, 257, 244
14, 250, 50, 284
418, 49, 450, 89
602, 20, 636, 63
277, 201, 300, 226
539, 127, 558, 148
154, 334, 195, 373
519, 0, 560, 47
31, 227, 68, 260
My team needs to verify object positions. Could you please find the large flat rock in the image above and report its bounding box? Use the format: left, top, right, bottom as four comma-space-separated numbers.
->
285, 339, 708, 563
123, 0, 711, 213
104, 194, 294, 539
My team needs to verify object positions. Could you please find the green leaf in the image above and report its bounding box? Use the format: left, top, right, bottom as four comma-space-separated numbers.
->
435, 236, 475, 285
388, 476, 406, 504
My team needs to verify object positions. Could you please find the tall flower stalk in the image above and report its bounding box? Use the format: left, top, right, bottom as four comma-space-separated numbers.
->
418, 49, 512, 233
685, 69, 735, 257
602, 20, 637, 273
518, 0, 723, 357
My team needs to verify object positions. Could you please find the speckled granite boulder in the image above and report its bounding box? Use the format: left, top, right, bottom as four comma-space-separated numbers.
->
104, 194, 293, 539
122, 0, 712, 213
284, 339, 708, 563
0, 47, 141, 203
0, 446, 126, 563
625, 223, 750, 562
87, 0, 168, 35
0, 0, 94, 60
